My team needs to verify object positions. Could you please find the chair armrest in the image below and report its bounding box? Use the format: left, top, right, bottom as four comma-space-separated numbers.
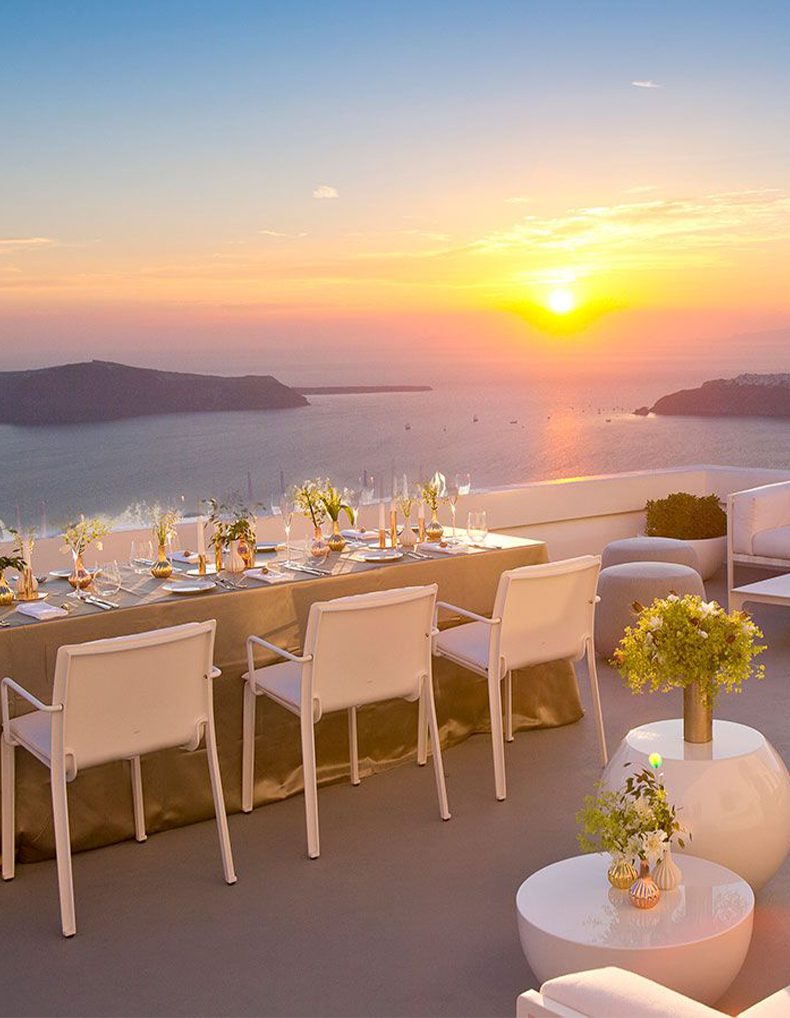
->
1, 676, 62, 729
246, 635, 312, 666
210, 667, 222, 680
435, 601, 501, 625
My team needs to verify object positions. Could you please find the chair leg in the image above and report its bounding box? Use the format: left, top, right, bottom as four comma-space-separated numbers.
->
424, 677, 450, 820
241, 683, 257, 813
348, 707, 360, 786
1, 737, 15, 880
129, 756, 147, 842
586, 642, 608, 767
417, 687, 428, 766
300, 710, 320, 859
205, 722, 237, 885
504, 671, 514, 743
50, 764, 76, 937
487, 674, 507, 801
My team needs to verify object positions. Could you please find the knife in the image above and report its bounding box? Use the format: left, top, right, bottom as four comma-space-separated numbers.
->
82, 594, 120, 610
281, 563, 329, 577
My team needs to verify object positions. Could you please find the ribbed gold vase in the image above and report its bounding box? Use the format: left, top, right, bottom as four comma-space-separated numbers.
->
629, 861, 661, 910
607, 858, 639, 890
151, 544, 173, 579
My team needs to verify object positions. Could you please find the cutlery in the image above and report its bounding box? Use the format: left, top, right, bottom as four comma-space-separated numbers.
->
281, 563, 329, 577
469, 543, 503, 550
407, 551, 432, 559
78, 592, 119, 610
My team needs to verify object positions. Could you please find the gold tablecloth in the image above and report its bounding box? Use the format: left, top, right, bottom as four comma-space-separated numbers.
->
0, 539, 582, 862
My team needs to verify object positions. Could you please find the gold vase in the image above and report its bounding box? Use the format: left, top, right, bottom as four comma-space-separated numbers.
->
683, 681, 713, 744
151, 543, 173, 579
238, 538, 255, 570
68, 552, 93, 589
310, 526, 330, 560
0, 570, 13, 606
327, 520, 346, 552
607, 858, 639, 890
214, 542, 224, 574
629, 861, 660, 910
16, 566, 38, 601
425, 509, 444, 543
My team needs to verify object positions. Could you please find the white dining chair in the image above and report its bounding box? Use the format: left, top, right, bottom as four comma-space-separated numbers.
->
1, 621, 236, 937
431, 556, 605, 801
241, 584, 450, 858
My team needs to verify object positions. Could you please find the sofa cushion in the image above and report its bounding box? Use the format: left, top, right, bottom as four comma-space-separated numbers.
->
732, 481, 790, 555
739, 986, 790, 1018
751, 526, 790, 561
541, 967, 722, 1018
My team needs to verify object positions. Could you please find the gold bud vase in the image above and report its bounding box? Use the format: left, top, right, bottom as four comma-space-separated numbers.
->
151, 543, 173, 579
327, 520, 346, 552
68, 552, 93, 590
629, 861, 660, 909
0, 570, 13, 606
425, 509, 444, 543
16, 566, 39, 602
683, 681, 713, 744
607, 858, 639, 890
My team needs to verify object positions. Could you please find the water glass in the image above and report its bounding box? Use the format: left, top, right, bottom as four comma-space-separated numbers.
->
130, 540, 153, 573
467, 511, 488, 545
94, 560, 121, 597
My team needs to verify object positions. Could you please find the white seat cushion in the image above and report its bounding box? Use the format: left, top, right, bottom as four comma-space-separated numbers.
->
246, 660, 302, 714
434, 621, 491, 674
9, 711, 53, 764
740, 987, 790, 1018
541, 967, 722, 1018
751, 526, 790, 561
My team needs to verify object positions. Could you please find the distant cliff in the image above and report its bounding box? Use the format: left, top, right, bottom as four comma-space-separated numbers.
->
296, 385, 432, 395
650, 374, 790, 418
0, 360, 309, 425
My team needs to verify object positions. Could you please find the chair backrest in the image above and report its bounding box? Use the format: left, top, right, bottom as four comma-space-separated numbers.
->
729, 480, 790, 555
302, 585, 437, 718
53, 621, 216, 775
492, 556, 601, 673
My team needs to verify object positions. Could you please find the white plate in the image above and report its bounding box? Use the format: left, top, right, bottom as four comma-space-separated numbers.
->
186, 564, 218, 575
49, 568, 73, 579
161, 580, 217, 595
362, 549, 404, 562
13, 592, 49, 602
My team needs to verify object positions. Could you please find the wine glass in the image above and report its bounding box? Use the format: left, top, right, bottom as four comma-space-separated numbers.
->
446, 479, 460, 543
467, 511, 488, 546
278, 493, 294, 564
130, 540, 153, 574
94, 560, 121, 598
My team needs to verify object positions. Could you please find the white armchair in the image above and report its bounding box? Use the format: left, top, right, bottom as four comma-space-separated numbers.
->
728, 480, 790, 606
517, 967, 790, 1018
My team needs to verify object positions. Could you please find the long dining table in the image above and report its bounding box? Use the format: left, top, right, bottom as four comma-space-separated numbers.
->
0, 534, 583, 863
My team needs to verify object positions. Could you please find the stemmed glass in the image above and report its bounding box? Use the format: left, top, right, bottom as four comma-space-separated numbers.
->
449, 473, 471, 543
466, 511, 488, 547
277, 493, 294, 565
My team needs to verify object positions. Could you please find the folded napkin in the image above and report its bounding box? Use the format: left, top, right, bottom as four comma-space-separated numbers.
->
16, 602, 69, 620
172, 550, 201, 564
417, 542, 470, 555
245, 567, 292, 584
341, 528, 379, 541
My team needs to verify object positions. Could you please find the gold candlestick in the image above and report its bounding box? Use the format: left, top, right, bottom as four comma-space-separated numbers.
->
197, 553, 207, 576
378, 528, 386, 549
389, 508, 398, 548
418, 516, 426, 543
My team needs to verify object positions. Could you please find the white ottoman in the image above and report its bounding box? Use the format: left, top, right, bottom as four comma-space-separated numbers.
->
595, 561, 706, 658
602, 536, 700, 572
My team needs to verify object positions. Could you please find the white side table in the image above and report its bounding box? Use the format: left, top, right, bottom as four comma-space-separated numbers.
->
602, 719, 790, 890
516, 854, 754, 1006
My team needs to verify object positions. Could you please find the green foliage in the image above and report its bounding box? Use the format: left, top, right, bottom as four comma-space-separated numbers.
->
419, 471, 447, 512
614, 594, 765, 707
0, 554, 26, 573
151, 506, 181, 546
577, 767, 687, 864
294, 479, 328, 528
645, 491, 726, 540
204, 494, 257, 547
319, 484, 354, 524
61, 516, 111, 556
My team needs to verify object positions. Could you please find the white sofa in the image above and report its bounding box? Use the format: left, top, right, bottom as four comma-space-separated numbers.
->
517, 967, 790, 1018
728, 480, 790, 606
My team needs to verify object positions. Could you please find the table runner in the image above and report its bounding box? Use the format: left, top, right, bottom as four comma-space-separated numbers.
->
0, 538, 583, 862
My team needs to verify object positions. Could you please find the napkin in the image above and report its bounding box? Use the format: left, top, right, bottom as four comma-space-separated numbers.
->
417, 542, 470, 555
341, 528, 379, 541
245, 568, 292, 584
16, 602, 69, 620
172, 551, 201, 564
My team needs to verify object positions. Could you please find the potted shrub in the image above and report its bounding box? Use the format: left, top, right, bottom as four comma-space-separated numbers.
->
614, 593, 766, 744
644, 492, 727, 579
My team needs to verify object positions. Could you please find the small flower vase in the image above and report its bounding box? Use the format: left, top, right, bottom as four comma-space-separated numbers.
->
629, 861, 660, 909
398, 512, 417, 548
214, 542, 224, 574
68, 551, 93, 589
0, 570, 13, 606
16, 566, 39, 601
327, 520, 346, 552
310, 526, 330, 560
151, 543, 173, 579
225, 540, 247, 574
425, 509, 444, 543
607, 857, 639, 890
653, 849, 682, 891
238, 537, 255, 569
683, 680, 713, 744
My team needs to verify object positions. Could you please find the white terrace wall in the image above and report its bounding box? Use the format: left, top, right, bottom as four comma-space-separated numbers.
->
3, 464, 789, 573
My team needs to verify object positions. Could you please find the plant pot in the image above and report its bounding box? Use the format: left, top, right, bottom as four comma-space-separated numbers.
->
629, 861, 660, 909
68, 552, 93, 589
425, 509, 444, 543
653, 848, 682, 891
0, 570, 13, 606
151, 543, 173, 579
607, 857, 638, 890
327, 520, 346, 552
683, 680, 713, 744
684, 536, 727, 581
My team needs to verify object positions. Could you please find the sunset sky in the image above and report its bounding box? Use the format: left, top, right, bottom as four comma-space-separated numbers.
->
2, 0, 789, 380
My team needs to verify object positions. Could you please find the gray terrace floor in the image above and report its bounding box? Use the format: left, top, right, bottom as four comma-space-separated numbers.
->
0, 570, 788, 1017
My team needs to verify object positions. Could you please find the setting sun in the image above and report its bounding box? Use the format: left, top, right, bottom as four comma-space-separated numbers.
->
547, 288, 577, 315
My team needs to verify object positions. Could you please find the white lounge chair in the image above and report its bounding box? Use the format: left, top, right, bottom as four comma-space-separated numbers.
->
728, 480, 790, 605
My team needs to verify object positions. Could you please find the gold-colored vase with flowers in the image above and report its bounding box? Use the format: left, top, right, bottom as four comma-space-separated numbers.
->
420, 472, 446, 543
62, 516, 111, 589
150, 507, 180, 579
319, 484, 354, 552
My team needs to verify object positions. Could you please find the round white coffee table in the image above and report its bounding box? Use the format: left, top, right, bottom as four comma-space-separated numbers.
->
516, 854, 753, 1005
602, 720, 790, 890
